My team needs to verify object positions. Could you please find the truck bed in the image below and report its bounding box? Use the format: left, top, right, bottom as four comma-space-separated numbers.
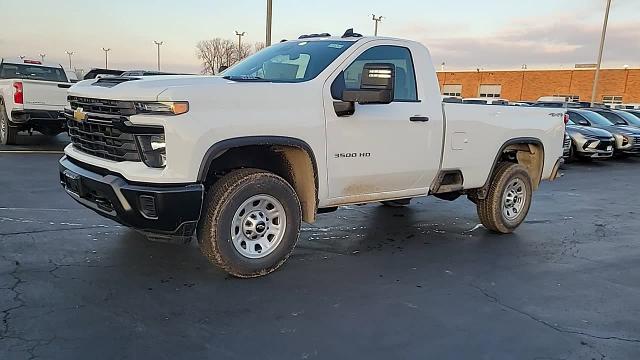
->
441, 103, 565, 189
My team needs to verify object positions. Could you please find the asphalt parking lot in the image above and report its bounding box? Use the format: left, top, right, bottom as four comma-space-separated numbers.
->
1, 135, 640, 360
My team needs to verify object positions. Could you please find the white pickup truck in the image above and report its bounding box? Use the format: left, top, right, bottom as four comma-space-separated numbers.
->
60, 32, 565, 277
0, 58, 71, 144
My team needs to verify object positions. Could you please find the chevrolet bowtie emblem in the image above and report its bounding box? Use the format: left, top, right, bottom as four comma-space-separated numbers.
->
73, 107, 87, 122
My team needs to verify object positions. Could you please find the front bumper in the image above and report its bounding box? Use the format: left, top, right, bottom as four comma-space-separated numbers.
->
59, 156, 204, 237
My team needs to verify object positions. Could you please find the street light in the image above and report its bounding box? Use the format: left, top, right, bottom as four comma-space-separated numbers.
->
372, 14, 383, 36
266, 0, 273, 46
154, 41, 164, 71
235, 31, 246, 60
102, 48, 111, 69
65, 51, 75, 70
591, 0, 612, 107
39, 53, 46, 62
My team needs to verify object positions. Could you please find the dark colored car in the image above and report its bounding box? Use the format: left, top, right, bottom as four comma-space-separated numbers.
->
567, 109, 640, 156
622, 109, 640, 124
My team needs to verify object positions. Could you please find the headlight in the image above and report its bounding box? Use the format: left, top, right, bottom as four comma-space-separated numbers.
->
137, 134, 166, 168
134, 101, 189, 115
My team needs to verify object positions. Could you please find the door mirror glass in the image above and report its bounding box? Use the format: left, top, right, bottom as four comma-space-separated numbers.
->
341, 63, 395, 104
578, 120, 589, 126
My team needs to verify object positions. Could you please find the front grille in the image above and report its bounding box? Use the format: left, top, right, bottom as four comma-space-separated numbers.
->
67, 119, 141, 162
563, 136, 571, 149
68, 96, 135, 117
596, 140, 614, 151
634, 137, 640, 147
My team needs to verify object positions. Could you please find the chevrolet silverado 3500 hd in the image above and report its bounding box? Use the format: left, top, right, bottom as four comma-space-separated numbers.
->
59, 32, 565, 277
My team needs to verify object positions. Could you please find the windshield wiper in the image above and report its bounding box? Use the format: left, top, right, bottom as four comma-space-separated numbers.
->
222, 75, 271, 82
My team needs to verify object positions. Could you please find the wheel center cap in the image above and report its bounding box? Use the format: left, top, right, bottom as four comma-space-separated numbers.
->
256, 222, 266, 233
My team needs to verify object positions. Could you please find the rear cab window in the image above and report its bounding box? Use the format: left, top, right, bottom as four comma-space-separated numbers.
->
0, 63, 68, 82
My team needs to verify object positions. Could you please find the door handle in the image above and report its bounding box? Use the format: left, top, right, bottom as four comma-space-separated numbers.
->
410, 116, 429, 122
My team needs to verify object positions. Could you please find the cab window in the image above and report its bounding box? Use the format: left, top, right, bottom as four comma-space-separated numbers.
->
335, 45, 418, 102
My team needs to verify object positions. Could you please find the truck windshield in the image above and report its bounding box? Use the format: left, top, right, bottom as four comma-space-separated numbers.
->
0, 63, 68, 82
221, 40, 354, 83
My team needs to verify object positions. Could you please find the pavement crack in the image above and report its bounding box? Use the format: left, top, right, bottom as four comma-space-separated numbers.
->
0, 226, 105, 236
1, 259, 26, 338
470, 284, 640, 344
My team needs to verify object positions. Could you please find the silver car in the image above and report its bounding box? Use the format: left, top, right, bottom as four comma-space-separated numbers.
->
565, 120, 615, 160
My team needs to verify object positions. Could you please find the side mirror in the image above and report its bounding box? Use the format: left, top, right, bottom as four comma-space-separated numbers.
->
342, 63, 395, 104
578, 120, 589, 126
218, 65, 229, 73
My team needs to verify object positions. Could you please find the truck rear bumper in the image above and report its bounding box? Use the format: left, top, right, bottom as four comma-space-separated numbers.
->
10, 109, 64, 124
59, 156, 204, 238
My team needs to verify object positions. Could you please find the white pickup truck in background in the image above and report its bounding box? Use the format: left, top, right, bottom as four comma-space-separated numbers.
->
0, 58, 71, 145
59, 30, 565, 277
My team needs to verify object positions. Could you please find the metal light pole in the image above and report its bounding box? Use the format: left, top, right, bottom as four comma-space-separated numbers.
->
266, 0, 273, 46
591, 0, 612, 107
154, 41, 164, 71
65, 51, 75, 70
235, 31, 246, 60
372, 14, 383, 36
102, 48, 111, 69
39, 53, 46, 62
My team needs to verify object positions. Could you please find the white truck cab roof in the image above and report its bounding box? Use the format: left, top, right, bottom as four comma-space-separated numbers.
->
1, 58, 63, 68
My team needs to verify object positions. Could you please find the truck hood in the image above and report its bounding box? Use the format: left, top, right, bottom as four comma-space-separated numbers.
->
68, 75, 220, 101
566, 125, 613, 138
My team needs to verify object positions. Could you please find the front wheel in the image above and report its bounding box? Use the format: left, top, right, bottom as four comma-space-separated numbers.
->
197, 168, 302, 278
476, 162, 533, 234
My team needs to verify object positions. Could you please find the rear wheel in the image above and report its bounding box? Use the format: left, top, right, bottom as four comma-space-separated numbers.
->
197, 168, 302, 278
476, 162, 532, 234
0, 103, 18, 145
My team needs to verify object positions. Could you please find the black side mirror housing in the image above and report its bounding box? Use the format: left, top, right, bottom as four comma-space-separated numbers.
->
342, 63, 395, 104
218, 65, 229, 73
578, 120, 589, 126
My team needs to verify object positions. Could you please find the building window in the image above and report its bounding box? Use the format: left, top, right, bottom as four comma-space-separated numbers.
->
602, 95, 623, 105
479, 84, 501, 98
442, 84, 462, 97
554, 94, 580, 102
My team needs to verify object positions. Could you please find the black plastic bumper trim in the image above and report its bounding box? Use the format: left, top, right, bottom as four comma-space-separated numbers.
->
59, 156, 204, 236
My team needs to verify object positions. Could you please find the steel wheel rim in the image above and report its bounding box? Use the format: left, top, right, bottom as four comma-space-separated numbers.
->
231, 194, 286, 259
502, 178, 527, 221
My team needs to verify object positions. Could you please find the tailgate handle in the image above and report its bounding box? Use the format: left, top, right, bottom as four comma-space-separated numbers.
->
410, 116, 429, 122
58, 84, 72, 89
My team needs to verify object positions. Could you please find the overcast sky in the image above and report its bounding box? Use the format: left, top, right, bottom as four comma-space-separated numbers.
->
1, 0, 638, 73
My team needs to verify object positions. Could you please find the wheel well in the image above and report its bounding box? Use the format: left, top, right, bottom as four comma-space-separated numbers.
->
498, 142, 545, 190
204, 144, 318, 223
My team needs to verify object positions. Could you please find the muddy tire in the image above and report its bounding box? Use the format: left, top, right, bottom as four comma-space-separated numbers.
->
197, 168, 301, 278
476, 162, 533, 234
0, 103, 18, 145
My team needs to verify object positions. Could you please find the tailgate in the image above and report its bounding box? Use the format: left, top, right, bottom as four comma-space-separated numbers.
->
21, 80, 70, 110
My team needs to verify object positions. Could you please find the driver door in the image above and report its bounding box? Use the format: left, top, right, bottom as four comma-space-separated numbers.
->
323, 43, 443, 202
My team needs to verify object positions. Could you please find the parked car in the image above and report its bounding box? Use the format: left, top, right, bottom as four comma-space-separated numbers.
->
565, 120, 615, 160
567, 109, 640, 156
590, 108, 640, 129
462, 98, 509, 105
83, 68, 126, 80
0, 58, 71, 144
622, 109, 640, 123
59, 32, 565, 277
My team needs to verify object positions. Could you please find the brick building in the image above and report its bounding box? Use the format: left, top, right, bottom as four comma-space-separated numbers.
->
436, 67, 640, 104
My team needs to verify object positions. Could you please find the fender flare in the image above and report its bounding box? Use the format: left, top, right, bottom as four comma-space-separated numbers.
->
196, 136, 319, 190
480, 137, 545, 191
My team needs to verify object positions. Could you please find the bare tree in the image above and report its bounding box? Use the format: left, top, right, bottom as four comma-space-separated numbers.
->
197, 38, 263, 74
196, 38, 225, 74
254, 42, 266, 53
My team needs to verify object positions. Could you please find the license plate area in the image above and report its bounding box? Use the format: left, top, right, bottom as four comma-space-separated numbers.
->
63, 170, 84, 197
